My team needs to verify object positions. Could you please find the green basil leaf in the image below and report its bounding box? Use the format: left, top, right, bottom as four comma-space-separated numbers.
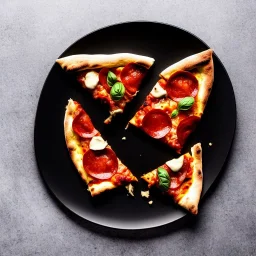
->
157, 167, 170, 192
110, 82, 125, 101
178, 97, 195, 111
107, 71, 117, 87
171, 109, 179, 118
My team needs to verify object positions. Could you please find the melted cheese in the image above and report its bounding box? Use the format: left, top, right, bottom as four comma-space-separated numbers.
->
150, 82, 167, 98
84, 71, 99, 89
166, 155, 184, 172
154, 98, 177, 112
89, 136, 108, 150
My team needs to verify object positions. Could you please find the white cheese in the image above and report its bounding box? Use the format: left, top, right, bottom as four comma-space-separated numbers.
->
84, 71, 99, 89
150, 82, 167, 98
166, 155, 184, 172
141, 190, 150, 198
89, 136, 108, 150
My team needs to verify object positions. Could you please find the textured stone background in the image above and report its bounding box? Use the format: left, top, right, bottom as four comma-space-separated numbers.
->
1, 0, 256, 255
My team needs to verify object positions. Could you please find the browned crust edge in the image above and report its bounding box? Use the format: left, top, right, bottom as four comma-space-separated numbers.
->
177, 143, 203, 215
64, 99, 91, 185
56, 53, 155, 72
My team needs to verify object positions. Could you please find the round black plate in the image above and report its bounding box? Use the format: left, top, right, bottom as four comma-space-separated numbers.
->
34, 22, 236, 230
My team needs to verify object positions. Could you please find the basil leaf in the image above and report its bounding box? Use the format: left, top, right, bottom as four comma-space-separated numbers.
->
178, 97, 194, 111
107, 71, 117, 87
157, 167, 170, 192
171, 109, 179, 118
110, 82, 125, 101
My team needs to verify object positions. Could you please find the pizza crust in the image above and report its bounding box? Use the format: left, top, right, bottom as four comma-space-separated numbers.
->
88, 181, 117, 196
160, 49, 213, 79
64, 99, 93, 185
56, 53, 155, 72
177, 143, 203, 215
160, 49, 214, 117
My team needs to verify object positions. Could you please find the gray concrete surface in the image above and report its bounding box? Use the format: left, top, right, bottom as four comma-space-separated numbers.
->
1, 0, 256, 255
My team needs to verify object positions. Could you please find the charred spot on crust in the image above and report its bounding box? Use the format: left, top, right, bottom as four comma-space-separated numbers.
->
196, 149, 201, 155
189, 204, 196, 212
91, 188, 94, 192
197, 169, 202, 176
143, 101, 149, 107
90, 64, 100, 69
68, 146, 75, 151
136, 62, 147, 68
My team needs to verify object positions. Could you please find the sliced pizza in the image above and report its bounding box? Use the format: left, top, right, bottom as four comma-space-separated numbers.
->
57, 53, 155, 124
64, 99, 137, 196
142, 143, 203, 214
129, 49, 214, 153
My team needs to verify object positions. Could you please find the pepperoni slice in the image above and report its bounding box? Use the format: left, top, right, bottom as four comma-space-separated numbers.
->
142, 109, 172, 139
98, 67, 110, 92
72, 109, 98, 138
83, 148, 118, 180
120, 63, 147, 94
177, 116, 201, 146
166, 71, 198, 101
169, 156, 190, 189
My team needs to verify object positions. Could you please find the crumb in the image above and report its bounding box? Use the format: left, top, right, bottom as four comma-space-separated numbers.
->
141, 190, 150, 198
125, 184, 134, 197
148, 200, 153, 205
122, 137, 126, 140
209, 142, 213, 146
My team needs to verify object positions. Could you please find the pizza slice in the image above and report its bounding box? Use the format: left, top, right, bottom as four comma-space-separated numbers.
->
129, 49, 214, 153
64, 99, 137, 196
142, 143, 203, 214
57, 53, 155, 124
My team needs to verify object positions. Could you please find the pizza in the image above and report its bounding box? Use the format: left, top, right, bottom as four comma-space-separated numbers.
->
141, 143, 203, 214
56, 53, 155, 124
64, 99, 137, 196
129, 49, 214, 153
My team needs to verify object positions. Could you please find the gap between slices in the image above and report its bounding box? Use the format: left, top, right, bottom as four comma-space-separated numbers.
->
64, 99, 137, 196
128, 49, 214, 153
56, 53, 155, 124
141, 143, 203, 215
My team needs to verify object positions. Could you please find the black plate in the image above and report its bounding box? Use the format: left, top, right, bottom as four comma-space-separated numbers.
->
34, 22, 236, 230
